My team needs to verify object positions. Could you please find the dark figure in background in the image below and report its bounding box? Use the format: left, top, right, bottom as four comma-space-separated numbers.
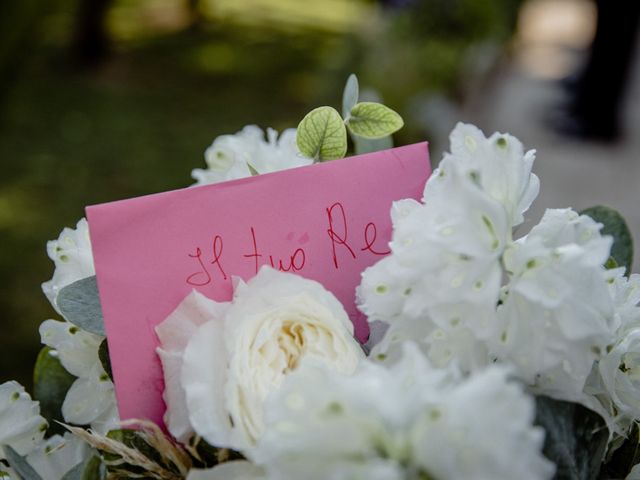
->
557, 0, 640, 141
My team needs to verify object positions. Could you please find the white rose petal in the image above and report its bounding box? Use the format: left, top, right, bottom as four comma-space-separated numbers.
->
156, 290, 229, 442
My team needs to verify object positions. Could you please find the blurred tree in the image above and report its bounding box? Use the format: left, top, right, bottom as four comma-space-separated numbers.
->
0, 0, 45, 98
72, 0, 113, 66
186, 0, 204, 30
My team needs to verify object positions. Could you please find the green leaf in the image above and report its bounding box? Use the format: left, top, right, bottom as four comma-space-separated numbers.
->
296, 106, 347, 161
57, 276, 105, 336
4, 446, 43, 480
346, 102, 404, 139
33, 346, 76, 436
535, 396, 608, 480
601, 422, 640, 479
342, 74, 359, 118
61, 455, 105, 480
581, 206, 633, 274
353, 134, 393, 155
188, 436, 244, 469
104, 429, 175, 475
98, 339, 113, 382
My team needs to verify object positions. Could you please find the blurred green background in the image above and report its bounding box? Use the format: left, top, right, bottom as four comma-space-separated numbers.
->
0, 0, 522, 388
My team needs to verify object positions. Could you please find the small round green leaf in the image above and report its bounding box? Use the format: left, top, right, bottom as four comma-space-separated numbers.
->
346, 102, 404, 139
33, 346, 76, 436
296, 106, 347, 161
342, 74, 359, 118
581, 206, 633, 274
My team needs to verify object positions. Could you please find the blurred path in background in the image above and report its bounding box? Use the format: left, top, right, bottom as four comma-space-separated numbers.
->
465, 0, 640, 271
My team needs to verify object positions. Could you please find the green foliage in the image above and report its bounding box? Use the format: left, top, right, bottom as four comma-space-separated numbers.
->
98, 339, 113, 382
296, 107, 347, 161
4, 446, 43, 480
33, 346, 75, 437
342, 74, 359, 118
346, 102, 404, 139
535, 396, 609, 480
57, 276, 105, 336
104, 429, 166, 477
581, 206, 634, 275
600, 423, 640, 479
297, 74, 403, 160
61, 455, 105, 480
188, 437, 244, 469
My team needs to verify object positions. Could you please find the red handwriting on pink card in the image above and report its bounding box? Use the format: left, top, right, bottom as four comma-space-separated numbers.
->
86, 142, 430, 426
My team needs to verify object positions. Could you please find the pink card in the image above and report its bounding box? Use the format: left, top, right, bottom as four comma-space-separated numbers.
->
87, 142, 430, 425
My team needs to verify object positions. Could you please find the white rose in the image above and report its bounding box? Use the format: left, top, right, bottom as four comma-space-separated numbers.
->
156, 266, 364, 451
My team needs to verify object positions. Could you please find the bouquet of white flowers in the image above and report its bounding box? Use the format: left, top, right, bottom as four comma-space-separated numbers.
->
1, 75, 639, 480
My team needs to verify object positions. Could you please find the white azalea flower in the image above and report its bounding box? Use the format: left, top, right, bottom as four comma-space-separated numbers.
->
41, 218, 95, 313
369, 313, 492, 373
156, 267, 363, 451
597, 328, 640, 429
495, 208, 614, 398
26, 433, 89, 480
252, 343, 554, 480
426, 122, 540, 227
39, 320, 118, 432
0, 382, 47, 458
582, 271, 640, 434
607, 269, 640, 335
192, 126, 310, 185
359, 159, 508, 335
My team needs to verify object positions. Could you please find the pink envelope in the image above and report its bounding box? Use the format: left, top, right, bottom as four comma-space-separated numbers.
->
87, 142, 430, 426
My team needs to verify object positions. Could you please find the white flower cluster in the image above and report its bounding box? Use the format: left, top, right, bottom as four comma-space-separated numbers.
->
39, 218, 119, 435
192, 126, 311, 185
192, 344, 554, 480
357, 123, 638, 437
0, 382, 87, 480
0, 218, 117, 478
256, 344, 554, 480
7, 122, 638, 479
584, 270, 640, 433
